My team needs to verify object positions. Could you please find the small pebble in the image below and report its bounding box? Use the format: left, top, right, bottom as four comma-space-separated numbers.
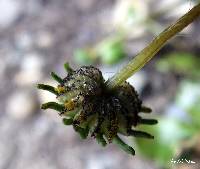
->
6, 90, 37, 120
36, 31, 54, 48
112, 0, 148, 38
14, 53, 44, 86
0, 0, 22, 28
15, 31, 34, 51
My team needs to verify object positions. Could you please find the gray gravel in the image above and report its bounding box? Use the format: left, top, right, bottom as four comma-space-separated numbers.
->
0, 0, 185, 168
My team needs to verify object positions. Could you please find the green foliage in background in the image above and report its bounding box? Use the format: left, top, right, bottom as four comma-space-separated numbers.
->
135, 51, 200, 168
176, 80, 200, 131
74, 37, 126, 65
74, 48, 96, 65
156, 52, 200, 78
135, 117, 193, 168
98, 37, 126, 65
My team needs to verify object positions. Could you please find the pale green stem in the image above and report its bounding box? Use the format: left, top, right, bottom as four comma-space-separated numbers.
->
107, 3, 200, 89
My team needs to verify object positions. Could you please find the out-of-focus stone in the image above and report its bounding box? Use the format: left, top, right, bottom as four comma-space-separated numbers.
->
112, 0, 148, 38
86, 153, 118, 169
15, 31, 34, 51
0, 0, 22, 28
165, 1, 195, 19
0, 48, 23, 68
74, 0, 95, 10
0, 54, 6, 79
14, 53, 44, 86
0, 138, 15, 169
58, 148, 84, 169
6, 90, 37, 120
36, 31, 54, 48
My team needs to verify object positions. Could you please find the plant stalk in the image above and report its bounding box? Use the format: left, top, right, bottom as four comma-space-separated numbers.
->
107, 3, 200, 89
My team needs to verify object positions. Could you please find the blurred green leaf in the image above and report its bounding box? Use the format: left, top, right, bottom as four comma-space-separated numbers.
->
189, 102, 200, 129
156, 52, 200, 78
97, 38, 126, 65
135, 117, 193, 167
74, 37, 127, 65
174, 80, 200, 135
74, 48, 96, 65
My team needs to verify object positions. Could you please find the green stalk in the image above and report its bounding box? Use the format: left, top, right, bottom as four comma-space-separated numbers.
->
107, 3, 200, 89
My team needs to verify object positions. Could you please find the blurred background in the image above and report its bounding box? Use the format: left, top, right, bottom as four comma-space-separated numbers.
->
0, 0, 200, 169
